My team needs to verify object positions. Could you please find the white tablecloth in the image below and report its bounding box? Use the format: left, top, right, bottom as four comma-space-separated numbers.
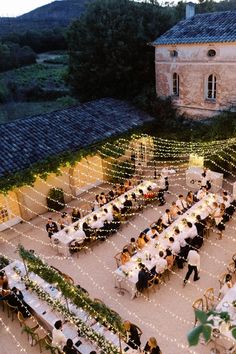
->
52, 180, 158, 256
186, 167, 223, 193
3, 261, 135, 353
115, 193, 217, 297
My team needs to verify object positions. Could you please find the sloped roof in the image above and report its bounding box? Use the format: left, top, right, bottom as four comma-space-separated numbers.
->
0, 98, 153, 178
153, 11, 236, 45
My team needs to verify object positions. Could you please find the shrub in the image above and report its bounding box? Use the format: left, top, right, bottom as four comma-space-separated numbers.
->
0, 255, 9, 270
46, 188, 65, 211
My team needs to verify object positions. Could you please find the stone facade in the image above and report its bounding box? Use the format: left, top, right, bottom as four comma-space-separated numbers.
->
155, 43, 236, 118
0, 155, 104, 224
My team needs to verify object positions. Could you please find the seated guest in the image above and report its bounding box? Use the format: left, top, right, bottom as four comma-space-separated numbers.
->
93, 195, 100, 211
185, 221, 198, 241
0, 288, 30, 318
186, 191, 194, 208
111, 205, 121, 230
162, 209, 172, 228
170, 201, 181, 221
121, 195, 133, 216
52, 320, 67, 348
63, 338, 78, 354
126, 238, 138, 256
151, 251, 167, 275
108, 186, 117, 201
136, 263, 152, 294
168, 237, 180, 256
123, 320, 141, 350
219, 274, 233, 299
11, 286, 24, 301
120, 248, 131, 265
213, 203, 226, 240
143, 337, 162, 354
58, 212, 71, 230
192, 215, 206, 248
165, 249, 175, 270
100, 192, 107, 206
154, 218, 164, 234
117, 183, 126, 196
196, 186, 207, 201
137, 189, 145, 208
71, 208, 81, 223
101, 208, 113, 222
46, 218, 58, 239
147, 226, 159, 239
176, 195, 187, 213
131, 193, 138, 211
0, 270, 9, 290
82, 222, 93, 239
137, 232, 150, 249
90, 215, 104, 230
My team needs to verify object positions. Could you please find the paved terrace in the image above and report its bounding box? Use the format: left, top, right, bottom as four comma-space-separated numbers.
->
0, 171, 236, 354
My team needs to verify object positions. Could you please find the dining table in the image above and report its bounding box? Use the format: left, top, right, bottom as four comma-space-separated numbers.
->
2, 260, 137, 354
52, 180, 158, 256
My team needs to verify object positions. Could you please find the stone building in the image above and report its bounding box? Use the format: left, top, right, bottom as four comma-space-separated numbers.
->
0, 98, 152, 230
153, 4, 236, 118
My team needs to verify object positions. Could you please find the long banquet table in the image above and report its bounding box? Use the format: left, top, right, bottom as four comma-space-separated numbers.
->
114, 193, 217, 298
3, 260, 136, 354
52, 180, 158, 256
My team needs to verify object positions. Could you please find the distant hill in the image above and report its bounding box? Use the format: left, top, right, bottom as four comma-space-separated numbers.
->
0, 0, 92, 37
19, 0, 91, 21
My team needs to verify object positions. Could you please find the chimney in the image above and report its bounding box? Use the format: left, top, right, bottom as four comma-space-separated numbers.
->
186, 2, 195, 19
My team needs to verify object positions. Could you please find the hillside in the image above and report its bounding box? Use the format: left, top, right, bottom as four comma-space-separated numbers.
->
0, 0, 92, 37
19, 0, 91, 21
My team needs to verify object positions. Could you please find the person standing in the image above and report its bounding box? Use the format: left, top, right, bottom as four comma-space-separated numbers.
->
46, 218, 58, 239
183, 248, 200, 286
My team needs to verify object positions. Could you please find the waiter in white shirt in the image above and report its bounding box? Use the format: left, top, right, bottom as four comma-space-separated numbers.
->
52, 320, 67, 348
183, 248, 200, 286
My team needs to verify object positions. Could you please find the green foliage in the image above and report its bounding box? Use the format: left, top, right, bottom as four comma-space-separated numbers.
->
66, 0, 178, 100
19, 246, 124, 336
46, 188, 65, 211
109, 160, 135, 183
0, 255, 9, 270
187, 309, 232, 347
0, 63, 68, 102
0, 42, 36, 72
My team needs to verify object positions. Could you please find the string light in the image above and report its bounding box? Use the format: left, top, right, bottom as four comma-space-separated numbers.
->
1, 133, 236, 354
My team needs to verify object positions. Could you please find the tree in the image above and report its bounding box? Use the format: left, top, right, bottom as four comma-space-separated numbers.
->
66, 0, 177, 101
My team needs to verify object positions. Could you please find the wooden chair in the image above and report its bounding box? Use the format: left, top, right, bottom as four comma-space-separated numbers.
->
227, 261, 236, 275
218, 272, 228, 289
114, 252, 122, 267
192, 298, 204, 326
29, 326, 48, 353
232, 253, 236, 264
145, 276, 158, 299
17, 311, 38, 333
6, 301, 18, 321
204, 288, 216, 311
44, 336, 62, 354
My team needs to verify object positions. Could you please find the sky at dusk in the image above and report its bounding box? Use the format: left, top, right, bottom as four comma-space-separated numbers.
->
0, 0, 221, 17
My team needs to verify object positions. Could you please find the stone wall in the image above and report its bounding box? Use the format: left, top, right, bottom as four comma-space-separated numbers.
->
155, 43, 236, 118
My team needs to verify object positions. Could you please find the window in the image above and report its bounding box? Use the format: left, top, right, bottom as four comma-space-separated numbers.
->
172, 73, 179, 96
0, 206, 9, 224
207, 49, 216, 57
207, 74, 217, 100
